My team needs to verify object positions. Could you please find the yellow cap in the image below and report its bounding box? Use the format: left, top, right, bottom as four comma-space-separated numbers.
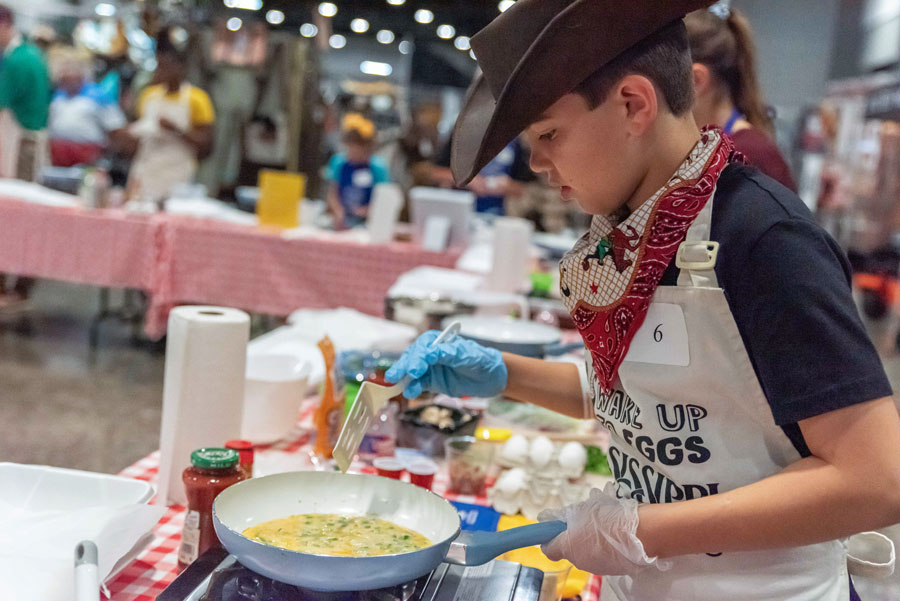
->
475, 427, 512, 442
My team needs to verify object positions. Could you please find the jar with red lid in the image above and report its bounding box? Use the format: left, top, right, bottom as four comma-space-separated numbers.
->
225, 439, 254, 478
177, 448, 246, 570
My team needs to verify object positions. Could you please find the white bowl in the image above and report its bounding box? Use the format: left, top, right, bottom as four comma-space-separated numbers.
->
241, 354, 311, 444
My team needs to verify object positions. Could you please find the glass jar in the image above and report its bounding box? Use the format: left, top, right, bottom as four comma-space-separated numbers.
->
177, 448, 246, 570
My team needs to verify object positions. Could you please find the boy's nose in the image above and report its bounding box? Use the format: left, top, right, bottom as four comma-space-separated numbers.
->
529, 146, 550, 174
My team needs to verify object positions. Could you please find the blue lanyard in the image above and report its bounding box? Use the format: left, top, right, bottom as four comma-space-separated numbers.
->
723, 108, 745, 135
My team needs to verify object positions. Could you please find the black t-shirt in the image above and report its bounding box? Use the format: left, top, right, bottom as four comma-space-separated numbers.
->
659, 163, 892, 456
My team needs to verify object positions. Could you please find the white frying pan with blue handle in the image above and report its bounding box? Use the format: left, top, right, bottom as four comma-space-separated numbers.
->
212, 471, 566, 591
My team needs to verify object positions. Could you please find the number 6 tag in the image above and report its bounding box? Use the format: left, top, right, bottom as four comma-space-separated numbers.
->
624, 303, 690, 366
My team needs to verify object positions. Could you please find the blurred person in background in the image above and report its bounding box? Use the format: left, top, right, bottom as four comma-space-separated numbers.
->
381, 100, 443, 191
326, 113, 390, 229
118, 31, 214, 202
0, 4, 50, 182
431, 135, 535, 215
685, 4, 797, 192
48, 48, 126, 167
0, 3, 50, 311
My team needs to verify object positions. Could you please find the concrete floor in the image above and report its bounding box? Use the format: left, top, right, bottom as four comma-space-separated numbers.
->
3, 280, 900, 596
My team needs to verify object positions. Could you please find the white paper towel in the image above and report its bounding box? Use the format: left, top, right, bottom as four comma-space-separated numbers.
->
486, 217, 534, 294
157, 306, 250, 506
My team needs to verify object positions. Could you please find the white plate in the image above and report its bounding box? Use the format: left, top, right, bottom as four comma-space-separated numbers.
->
451, 315, 561, 345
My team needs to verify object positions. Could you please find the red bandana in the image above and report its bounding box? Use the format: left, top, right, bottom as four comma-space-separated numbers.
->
560, 129, 737, 392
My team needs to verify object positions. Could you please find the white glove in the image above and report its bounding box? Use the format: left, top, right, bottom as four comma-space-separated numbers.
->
538, 482, 670, 576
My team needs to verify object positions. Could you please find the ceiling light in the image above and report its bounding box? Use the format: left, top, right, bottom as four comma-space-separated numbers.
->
350, 18, 369, 33
226, 17, 242, 31
454, 36, 470, 51
226, 0, 261, 9
318, 2, 337, 17
360, 61, 393, 77
436, 24, 455, 39
414, 9, 434, 24
95, 3, 116, 16
266, 9, 284, 24
398, 40, 412, 54
387, 0, 406, 4
329, 34, 347, 49
469, 49, 476, 60
376, 30, 395, 44
498, 0, 515, 12
300, 23, 318, 37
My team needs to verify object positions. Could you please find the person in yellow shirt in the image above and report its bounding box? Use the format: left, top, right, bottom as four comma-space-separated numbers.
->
118, 32, 214, 202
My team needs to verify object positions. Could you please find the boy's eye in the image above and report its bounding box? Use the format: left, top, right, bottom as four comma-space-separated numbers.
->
539, 129, 556, 142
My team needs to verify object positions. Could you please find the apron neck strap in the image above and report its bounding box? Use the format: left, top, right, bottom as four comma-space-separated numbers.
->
676, 190, 719, 288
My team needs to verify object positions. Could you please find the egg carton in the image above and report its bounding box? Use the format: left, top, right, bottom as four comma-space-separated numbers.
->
496, 435, 588, 480
489, 467, 591, 520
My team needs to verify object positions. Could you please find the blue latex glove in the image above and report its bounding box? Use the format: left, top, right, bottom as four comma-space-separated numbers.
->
385, 330, 508, 399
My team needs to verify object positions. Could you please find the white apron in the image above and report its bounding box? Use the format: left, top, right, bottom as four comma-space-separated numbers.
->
0, 110, 48, 181
128, 84, 197, 202
591, 197, 850, 601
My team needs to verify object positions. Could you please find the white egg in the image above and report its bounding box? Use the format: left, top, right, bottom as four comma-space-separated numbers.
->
495, 467, 528, 493
501, 434, 529, 465
528, 436, 555, 468
558, 442, 588, 477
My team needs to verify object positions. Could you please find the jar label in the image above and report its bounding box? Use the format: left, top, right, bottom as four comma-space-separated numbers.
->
178, 510, 201, 565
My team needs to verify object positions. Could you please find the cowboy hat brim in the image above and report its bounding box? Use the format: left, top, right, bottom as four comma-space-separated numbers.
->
451, 0, 714, 186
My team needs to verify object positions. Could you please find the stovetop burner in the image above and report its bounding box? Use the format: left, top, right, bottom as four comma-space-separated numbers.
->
159, 548, 543, 601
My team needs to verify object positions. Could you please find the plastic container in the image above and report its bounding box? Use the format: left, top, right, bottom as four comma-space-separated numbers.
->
445, 436, 496, 496
372, 457, 404, 479
407, 459, 438, 490
359, 402, 399, 460
178, 448, 246, 570
0, 462, 153, 512
397, 405, 478, 457
241, 354, 310, 444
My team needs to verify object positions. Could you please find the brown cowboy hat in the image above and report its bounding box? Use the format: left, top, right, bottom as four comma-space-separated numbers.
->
451, 0, 714, 185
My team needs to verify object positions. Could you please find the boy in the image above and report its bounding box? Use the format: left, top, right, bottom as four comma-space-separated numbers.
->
386, 1, 900, 599
326, 114, 390, 229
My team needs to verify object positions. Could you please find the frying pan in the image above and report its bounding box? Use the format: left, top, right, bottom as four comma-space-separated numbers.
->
213, 471, 566, 591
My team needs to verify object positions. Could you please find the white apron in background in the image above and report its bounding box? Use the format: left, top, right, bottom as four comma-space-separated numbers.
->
0, 110, 48, 181
589, 197, 849, 601
128, 84, 197, 202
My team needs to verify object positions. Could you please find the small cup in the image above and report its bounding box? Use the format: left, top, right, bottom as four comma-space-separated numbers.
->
373, 457, 404, 479
407, 459, 438, 490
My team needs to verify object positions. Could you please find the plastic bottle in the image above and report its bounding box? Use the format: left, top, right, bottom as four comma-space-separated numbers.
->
315, 336, 344, 458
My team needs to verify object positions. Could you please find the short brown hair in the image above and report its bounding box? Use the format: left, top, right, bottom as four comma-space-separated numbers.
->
574, 20, 693, 116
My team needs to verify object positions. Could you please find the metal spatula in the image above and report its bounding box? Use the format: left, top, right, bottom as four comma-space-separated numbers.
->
333, 321, 461, 473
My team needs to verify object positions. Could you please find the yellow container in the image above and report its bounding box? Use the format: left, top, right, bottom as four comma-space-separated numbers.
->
257, 170, 305, 229
498, 514, 591, 599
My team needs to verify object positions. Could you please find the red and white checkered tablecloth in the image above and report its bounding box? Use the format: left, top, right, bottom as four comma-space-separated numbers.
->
0, 197, 159, 290
106, 400, 601, 601
0, 196, 460, 339
143, 215, 461, 338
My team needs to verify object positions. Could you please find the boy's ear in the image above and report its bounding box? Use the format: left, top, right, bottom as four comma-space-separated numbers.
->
692, 63, 712, 95
616, 74, 658, 136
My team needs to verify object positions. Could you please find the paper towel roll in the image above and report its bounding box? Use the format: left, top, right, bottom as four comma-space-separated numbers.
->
156, 306, 250, 506
486, 217, 534, 294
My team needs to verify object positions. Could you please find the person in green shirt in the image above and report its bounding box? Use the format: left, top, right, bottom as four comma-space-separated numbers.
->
0, 3, 50, 308
0, 3, 50, 176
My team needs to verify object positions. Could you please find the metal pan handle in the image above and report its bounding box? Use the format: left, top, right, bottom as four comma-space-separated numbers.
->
444, 520, 567, 566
